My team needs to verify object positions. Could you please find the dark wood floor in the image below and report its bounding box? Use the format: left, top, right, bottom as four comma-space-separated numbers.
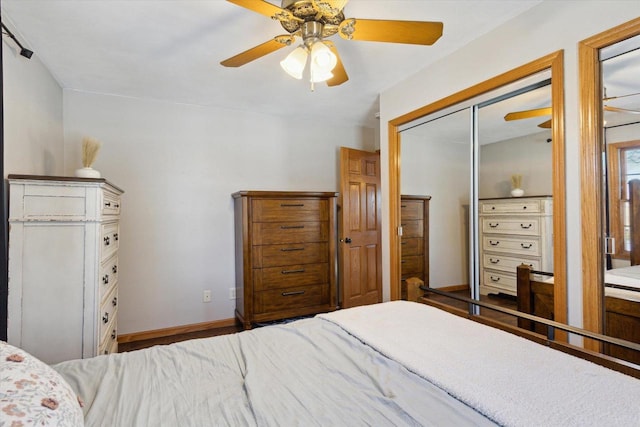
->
119, 290, 517, 352
425, 289, 518, 327
119, 324, 243, 352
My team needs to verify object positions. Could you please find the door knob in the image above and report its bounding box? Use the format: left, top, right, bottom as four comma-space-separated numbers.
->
341, 237, 352, 244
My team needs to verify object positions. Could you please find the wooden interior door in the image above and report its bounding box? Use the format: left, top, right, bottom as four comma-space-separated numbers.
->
339, 147, 382, 308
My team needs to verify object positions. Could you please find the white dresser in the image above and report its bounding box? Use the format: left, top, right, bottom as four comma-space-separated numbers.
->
479, 196, 553, 296
8, 175, 123, 364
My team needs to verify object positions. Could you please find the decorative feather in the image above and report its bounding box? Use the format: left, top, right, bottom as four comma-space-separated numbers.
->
511, 174, 522, 189
82, 137, 101, 168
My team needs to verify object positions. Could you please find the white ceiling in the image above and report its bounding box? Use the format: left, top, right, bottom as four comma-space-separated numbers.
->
1, 0, 544, 129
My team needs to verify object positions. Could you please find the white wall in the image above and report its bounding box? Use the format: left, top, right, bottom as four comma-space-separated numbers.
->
479, 131, 553, 199
401, 133, 469, 289
63, 90, 373, 334
380, 2, 640, 326
3, 39, 63, 176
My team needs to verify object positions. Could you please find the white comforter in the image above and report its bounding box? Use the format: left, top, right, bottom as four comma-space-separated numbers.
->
54, 301, 640, 426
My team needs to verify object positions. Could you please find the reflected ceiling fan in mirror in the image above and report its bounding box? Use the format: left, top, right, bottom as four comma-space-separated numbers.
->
503, 90, 640, 129
220, 0, 444, 89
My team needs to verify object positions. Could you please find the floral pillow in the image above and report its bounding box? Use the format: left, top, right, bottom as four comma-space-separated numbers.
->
0, 341, 83, 426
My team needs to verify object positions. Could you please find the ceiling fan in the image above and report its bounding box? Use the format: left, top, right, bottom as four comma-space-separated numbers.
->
220, 0, 444, 88
504, 91, 640, 129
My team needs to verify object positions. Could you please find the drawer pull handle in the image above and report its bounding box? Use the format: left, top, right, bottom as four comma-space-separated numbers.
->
401, 260, 406, 263
280, 247, 304, 252
280, 225, 304, 229
520, 223, 533, 229
280, 203, 304, 207
523, 206, 527, 209
104, 236, 110, 246
111, 329, 117, 339
114, 203, 120, 208
282, 290, 305, 296
491, 206, 496, 210
489, 240, 500, 246
103, 313, 109, 324
102, 274, 109, 285
112, 297, 118, 307
112, 265, 118, 274
490, 276, 500, 282
281, 269, 305, 274
400, 241, 407, 245
521, 243, 533, 249
104, 201, 111, 207
489, 258, 500, 264
489, 223, 499, 228
114, 233, 119, 241
401, 205, 407, 208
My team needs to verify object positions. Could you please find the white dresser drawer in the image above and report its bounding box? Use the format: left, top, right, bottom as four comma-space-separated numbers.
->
102, 191, 121, 216
99, 319, 118, 356
483, 253, 540, 273
101, 222, 120, 261
100, 254, 119, 303
482, 236, 541, 256
99, 286, 118, 344
482, 270, 517, 294
481, 200, 543, 214
482, 217, 540, 236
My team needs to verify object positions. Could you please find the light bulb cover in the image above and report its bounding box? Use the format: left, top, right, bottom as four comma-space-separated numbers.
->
280, 46, 308, 79
310, 42, 337, 73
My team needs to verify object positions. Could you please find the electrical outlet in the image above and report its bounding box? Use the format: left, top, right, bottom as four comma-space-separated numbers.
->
203, 290, 212, 303
229, 287, 236, 300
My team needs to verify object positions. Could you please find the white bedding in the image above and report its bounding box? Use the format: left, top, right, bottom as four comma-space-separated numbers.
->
52, 301, 640, 427
604, 264, 640, 301
319, 301, 640, 427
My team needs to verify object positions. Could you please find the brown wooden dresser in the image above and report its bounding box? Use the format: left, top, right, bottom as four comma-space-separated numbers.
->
400, 195, 431, 299
232, 191, 338, 329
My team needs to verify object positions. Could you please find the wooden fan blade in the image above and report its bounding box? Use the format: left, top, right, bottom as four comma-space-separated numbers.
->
226, 0, 302, 23
538, 119, 552, 129
324, 41, 348, 86
604, 105, 640, 115
220, 35, 294, 67
504, 107, 552, 121
338, 18, 443, 45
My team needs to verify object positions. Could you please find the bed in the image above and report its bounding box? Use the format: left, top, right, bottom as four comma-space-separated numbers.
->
2, 301, 640, 426
516, 179, 640, 364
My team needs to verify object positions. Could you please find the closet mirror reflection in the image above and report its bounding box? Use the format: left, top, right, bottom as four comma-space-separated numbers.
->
390, 52, 566, 328
580, 18, 640, 365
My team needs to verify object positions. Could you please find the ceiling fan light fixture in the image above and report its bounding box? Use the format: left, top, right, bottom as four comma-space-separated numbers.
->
280, 45, 308, 79
310, 41, 337, 73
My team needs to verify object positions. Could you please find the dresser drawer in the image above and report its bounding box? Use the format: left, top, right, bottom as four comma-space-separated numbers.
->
254, 263, 328, 291
252, 221, 328, 245
400, 200, 424, 220
483, 253, 540, 273
101, 222, 120, 261
99, 253, 119, 303
99, 286, 118, 344
252, 242, 328, 268
482, 236, 541, 256
481, 200, 542, 214
401, 220, 423, 238
253, 284, 329, 314
99, 319, 118, 356
482, 270, 516, 293
401, 237, 423, 256
481, 217, 540, 236
252, 199, 328, 222
401, 255, 424, 275
102, 191, 121, 216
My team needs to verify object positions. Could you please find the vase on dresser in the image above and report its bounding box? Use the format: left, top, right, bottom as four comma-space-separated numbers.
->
7, 175, 124, 364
